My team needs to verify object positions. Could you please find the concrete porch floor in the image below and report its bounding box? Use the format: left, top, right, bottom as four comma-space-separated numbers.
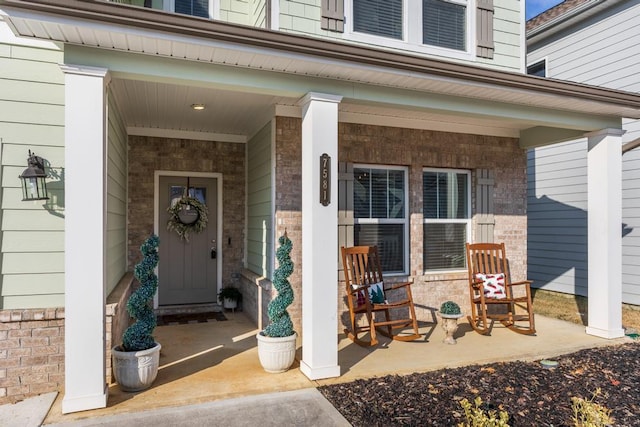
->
42, 312, 630, 425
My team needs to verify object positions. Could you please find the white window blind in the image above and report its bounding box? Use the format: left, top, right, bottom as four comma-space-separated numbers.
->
354, 167, 407, 274
423, 170, 470, 271
353, 0, 403, 40
175, 0, 209, 18
423, 0, 466, 51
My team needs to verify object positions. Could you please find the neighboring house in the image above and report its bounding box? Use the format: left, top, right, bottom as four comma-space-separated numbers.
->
0, 0, 638, 412
526, 0, 640, 305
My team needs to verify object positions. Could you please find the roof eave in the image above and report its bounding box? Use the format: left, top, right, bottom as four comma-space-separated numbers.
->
526, 0, 623, 44
2, 0, 640, 115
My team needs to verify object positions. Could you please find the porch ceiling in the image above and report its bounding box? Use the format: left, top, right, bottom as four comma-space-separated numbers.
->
110, 78, 534, 141
110, 79, 293, 141
2, 0, 640, 142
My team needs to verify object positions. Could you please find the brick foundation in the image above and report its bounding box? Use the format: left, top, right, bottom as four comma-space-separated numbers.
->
0, 308, 65, 404
0, 273, 134, 403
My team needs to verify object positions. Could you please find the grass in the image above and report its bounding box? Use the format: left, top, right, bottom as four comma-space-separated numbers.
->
531, 288, 640, 333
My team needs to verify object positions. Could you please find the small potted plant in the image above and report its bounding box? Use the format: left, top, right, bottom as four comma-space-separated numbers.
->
256, 231, 297, 373
112, 234, 162, 391
438, 300, 463, 345
218, 286, 242, 310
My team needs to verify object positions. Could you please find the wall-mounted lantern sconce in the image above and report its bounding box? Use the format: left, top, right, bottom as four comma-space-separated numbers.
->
19, 150, 49, 201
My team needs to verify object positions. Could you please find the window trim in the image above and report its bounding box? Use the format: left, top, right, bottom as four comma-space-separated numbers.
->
354, 164, 410, 276
344, 0, 476, 61
422, 167, 471, 273
527, 58, 547, 78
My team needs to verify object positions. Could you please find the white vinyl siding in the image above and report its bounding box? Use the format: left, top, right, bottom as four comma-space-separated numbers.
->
0, 26, 65, 309
527, 140, 588, 297
526, 1, 640, 304
622, 119, 640, 305
106, 93, 129, 296
246, 121, 273, 278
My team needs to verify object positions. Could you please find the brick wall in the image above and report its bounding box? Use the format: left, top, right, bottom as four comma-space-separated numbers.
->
127, 136, 246, 288
0, 275, 133, 403
0, 308, 64, 404
273, 117, 528, 333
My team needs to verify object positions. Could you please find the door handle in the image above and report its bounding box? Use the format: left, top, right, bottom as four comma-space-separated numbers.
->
211, 247, 217, 259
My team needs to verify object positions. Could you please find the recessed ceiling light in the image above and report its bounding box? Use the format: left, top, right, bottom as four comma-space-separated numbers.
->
191, 103, 206, 110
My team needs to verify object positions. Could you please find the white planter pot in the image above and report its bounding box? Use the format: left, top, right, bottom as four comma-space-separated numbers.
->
112, 342, 161, 392
223, 298, 237, 310
256, 332, 297, 373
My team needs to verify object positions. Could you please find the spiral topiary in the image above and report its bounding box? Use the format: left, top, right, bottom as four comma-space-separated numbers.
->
263, 232, 294, 338
122, 234, 160, 352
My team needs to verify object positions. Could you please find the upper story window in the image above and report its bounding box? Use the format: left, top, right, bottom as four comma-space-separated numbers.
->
160, 0, 216, 19
348, 0, 473, 59
527, 59, 546, 77
423, 0, 466, 51
353, 0, 403, 40
353, 166, 409, 274
423, 169, 470, 271
175, 0, 209, 18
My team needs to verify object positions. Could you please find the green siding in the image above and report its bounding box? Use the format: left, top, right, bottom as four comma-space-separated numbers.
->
106, 92, 129, 296
0, 123, 64, 147
477, 0, 522, 70
0, 28, 65, 309
251, 0, 268, 27
278, 0, 523, 72
1, 273, 64, 295
1, 231, 64, 252
221, 0, 251, 25
247, 121, 273, 278
2, 253, 65, 274
2, 295, 65, 310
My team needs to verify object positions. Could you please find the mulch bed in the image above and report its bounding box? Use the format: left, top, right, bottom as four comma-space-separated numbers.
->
318, 341, 640, 426
156, 311, 227, 326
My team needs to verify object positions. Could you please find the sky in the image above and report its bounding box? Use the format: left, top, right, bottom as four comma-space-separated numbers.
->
526, 0, 565, 20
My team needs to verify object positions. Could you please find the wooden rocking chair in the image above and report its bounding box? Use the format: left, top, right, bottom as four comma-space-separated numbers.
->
341, 245, 421, 346
466, 243, 536, 335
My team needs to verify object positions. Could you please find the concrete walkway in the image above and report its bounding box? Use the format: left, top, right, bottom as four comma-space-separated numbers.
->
1, 313, 631, 426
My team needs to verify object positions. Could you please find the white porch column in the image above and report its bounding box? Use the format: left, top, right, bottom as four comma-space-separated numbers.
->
60, 65, 110, 413
298, 92, 342, 380
585, 128, 625, 339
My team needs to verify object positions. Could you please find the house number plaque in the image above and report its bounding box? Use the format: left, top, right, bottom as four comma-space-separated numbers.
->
320, 153, 331, 206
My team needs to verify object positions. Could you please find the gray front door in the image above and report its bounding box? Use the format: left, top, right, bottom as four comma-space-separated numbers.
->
158, 175, 218, 305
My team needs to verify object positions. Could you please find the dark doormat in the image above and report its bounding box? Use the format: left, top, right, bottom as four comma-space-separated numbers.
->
156, 311, 227, 326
